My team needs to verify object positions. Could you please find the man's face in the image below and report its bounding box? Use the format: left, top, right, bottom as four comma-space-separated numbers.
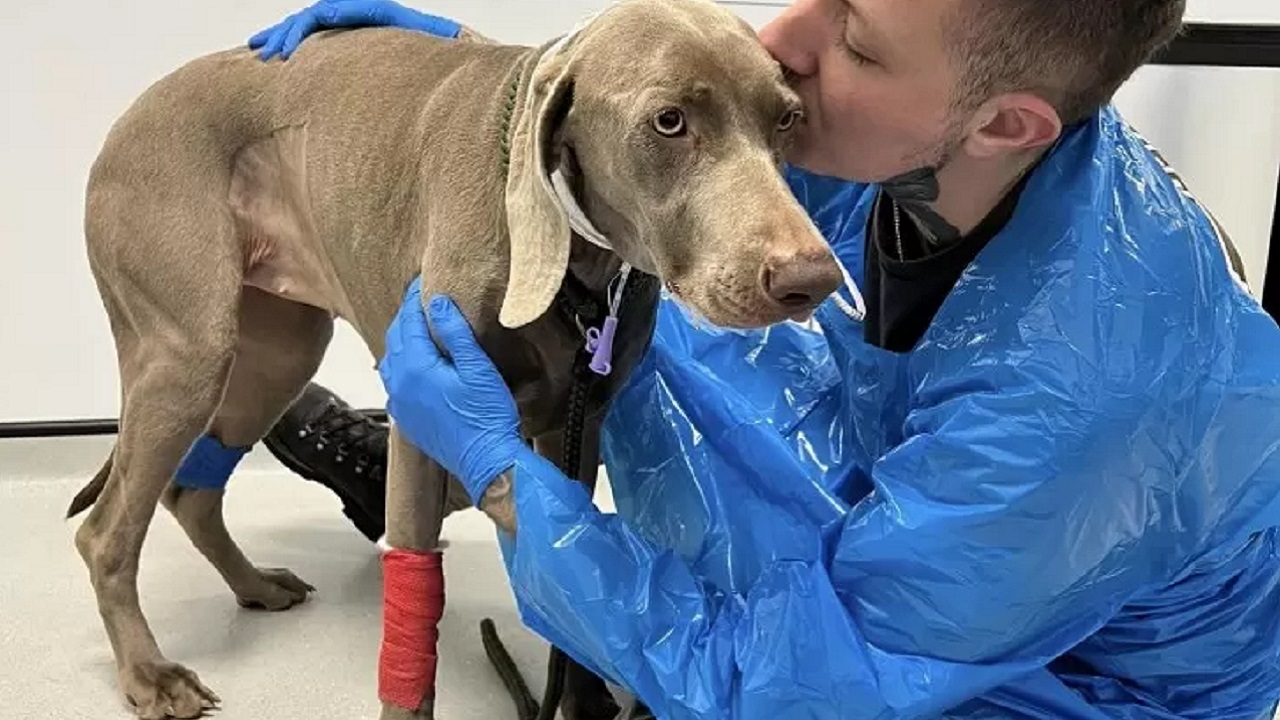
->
758, 0, 966, 182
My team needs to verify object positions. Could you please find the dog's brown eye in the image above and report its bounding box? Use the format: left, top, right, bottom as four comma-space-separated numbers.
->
778, 108, 803, 132
652, 108, 686, 137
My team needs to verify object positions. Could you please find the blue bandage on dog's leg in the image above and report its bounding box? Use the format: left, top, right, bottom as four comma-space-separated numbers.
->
174, 433, 251, 491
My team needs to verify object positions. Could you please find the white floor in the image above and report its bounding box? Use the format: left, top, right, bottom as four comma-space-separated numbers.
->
8, 436, 1277, 720
0, 435, 589, 720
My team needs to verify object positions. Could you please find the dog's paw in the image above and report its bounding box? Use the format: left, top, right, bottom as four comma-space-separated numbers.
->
233, 567, 315, 611
120, 659, 219, 719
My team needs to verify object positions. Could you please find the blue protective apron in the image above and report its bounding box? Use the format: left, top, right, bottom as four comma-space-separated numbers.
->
499, 105, 1280, 720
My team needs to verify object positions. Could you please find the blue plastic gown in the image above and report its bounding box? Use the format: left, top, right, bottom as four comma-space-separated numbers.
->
494, 106, 1280, 719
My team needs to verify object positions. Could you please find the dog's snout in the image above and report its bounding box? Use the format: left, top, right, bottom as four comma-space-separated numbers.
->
760, 250, 842, 309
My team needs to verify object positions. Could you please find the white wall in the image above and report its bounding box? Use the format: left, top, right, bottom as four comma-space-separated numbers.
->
2, 0, 1278, 423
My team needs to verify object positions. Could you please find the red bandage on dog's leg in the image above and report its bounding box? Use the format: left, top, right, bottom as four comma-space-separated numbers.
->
379, 549, 445, 710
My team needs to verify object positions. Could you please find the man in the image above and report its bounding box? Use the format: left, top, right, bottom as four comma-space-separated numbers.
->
255, 0, 1280, 717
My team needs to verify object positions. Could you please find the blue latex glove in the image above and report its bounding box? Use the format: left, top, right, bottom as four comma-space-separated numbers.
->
377, 277, 527, 503
247, 0, 462, 60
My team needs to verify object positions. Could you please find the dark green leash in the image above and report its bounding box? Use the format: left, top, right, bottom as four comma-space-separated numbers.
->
479, 61, 656, 720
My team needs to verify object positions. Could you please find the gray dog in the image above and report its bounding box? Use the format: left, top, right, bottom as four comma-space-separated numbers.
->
66, 0, 842, 718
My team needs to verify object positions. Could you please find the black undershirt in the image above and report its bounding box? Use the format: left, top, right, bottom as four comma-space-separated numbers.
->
862, 173, 1031, 353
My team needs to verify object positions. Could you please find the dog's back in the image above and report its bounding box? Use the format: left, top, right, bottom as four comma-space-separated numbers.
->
91, 27, 523, 181
86, 28, 532, 334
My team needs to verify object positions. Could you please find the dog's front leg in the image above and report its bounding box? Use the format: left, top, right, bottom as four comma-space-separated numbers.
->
378, 425, 451, 720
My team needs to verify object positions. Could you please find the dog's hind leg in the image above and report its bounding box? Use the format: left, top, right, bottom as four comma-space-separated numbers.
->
160, 286, 333, 611
73, 198, 244, 719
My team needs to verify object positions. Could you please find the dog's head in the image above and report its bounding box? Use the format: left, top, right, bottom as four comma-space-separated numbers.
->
500, 0, 842, 330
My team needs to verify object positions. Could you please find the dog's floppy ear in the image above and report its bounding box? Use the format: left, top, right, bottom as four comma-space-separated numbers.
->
500, 42, 580, 329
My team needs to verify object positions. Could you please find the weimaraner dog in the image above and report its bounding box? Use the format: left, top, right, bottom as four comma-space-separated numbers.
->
66, 0, 842, 718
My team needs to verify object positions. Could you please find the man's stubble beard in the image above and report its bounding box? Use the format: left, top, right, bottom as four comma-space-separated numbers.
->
780, 101, 967, 246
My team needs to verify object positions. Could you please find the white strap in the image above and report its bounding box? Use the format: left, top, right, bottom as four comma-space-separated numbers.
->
549, 168, 632, 312
539, 7, 616, 254
549, 167, 615, 252
831, 254, 867, 322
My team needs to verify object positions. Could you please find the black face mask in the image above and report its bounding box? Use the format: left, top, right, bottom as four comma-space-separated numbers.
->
881, 165, 960, 246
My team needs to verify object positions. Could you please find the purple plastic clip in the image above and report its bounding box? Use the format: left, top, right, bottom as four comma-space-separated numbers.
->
585, 315, 619, 376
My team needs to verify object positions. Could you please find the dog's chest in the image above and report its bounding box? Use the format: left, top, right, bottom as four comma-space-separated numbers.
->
501, 280, 661, 438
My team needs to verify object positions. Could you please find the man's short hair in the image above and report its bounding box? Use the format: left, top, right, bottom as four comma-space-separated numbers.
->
948, 0, 1187, 124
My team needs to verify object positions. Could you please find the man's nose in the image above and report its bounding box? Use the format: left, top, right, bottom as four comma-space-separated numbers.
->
757, 0, 822, 78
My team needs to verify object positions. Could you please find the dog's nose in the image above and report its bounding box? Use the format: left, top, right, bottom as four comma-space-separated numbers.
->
760, 250, 843, 309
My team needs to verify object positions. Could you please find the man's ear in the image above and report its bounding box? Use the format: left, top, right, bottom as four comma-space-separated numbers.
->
499, 45, 578, 329
962, 92, 1063, 158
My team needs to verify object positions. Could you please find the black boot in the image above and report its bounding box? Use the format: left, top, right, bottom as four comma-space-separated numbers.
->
263, 382, 389, 542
